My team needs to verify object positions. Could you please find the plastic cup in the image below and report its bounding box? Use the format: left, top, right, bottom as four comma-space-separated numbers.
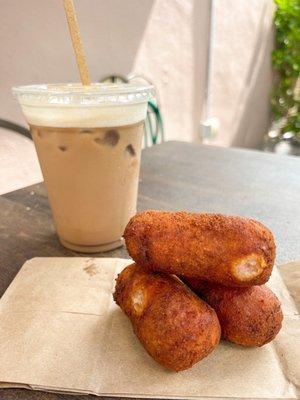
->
12, 83, 154, 252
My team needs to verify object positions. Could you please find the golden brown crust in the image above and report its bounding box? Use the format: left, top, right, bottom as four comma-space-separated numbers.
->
124, 211, 276, 287
114, 263, 221, 371
183, 278, 283, 347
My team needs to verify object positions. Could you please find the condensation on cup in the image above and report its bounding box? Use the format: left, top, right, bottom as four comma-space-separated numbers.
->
12, 83, 154, 252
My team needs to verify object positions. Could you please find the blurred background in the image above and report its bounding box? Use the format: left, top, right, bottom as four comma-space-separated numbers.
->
0, 0, 299, 193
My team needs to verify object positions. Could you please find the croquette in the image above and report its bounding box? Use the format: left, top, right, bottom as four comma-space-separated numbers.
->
124, 211, 275, 287
114, 263, 221, 371
184, 278, 283, 347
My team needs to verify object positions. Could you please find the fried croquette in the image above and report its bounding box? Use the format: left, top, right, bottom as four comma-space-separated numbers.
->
113, 263, 221, 371
124, 211, 275, 287
184, 278, 283, 347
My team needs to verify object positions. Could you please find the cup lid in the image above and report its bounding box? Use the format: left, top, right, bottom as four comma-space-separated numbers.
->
12, 82, 155, 107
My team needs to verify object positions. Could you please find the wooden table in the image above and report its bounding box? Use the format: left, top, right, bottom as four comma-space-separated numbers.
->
1, 141, 300, 399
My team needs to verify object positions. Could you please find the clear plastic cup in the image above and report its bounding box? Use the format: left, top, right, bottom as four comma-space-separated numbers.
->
12, 83, 154, 252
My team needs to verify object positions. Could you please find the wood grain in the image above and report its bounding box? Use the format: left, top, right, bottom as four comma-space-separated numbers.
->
0, 141, 300, 399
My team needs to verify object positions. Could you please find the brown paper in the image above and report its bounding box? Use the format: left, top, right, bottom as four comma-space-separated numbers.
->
278, 261, 300, 311
0, 257, 299, 399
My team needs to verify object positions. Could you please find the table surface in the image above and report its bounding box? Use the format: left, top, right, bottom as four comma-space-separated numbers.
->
1, 141, 300, 400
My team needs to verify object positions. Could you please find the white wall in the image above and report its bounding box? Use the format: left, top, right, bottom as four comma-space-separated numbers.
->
206, 0, 275, 148
0, 0, 274, 147
0, 0, 209, 142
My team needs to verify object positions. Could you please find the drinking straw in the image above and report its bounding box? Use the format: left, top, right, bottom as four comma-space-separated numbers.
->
63, 0, 91, 85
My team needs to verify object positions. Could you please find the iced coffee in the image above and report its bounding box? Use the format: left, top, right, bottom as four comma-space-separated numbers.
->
13, 83, 154, 252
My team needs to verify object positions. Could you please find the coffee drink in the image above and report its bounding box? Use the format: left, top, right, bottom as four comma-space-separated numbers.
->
13, 83, 153, 252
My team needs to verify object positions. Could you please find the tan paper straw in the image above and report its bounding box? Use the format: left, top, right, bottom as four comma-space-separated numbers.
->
63, 0, 91, 85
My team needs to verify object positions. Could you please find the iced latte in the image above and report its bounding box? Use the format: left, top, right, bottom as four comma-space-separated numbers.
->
13, 83, 154, 252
